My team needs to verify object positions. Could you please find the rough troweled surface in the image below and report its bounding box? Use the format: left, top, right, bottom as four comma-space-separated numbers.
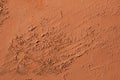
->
0, 0, 120, 80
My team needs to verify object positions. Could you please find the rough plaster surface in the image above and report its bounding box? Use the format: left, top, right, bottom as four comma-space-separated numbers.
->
0, 0, 120, 80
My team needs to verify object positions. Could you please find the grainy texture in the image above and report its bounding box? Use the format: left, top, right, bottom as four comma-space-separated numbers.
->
0, 0, 120, 80
0, 0, 8, 25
